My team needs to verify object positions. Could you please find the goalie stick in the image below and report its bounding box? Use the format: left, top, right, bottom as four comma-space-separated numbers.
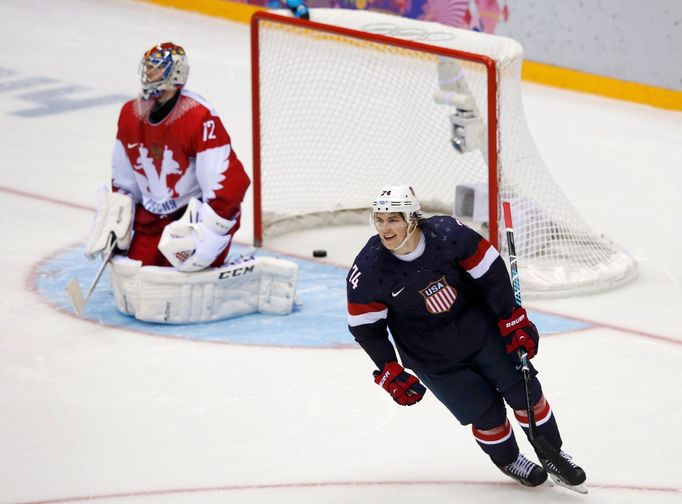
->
502, 202, 586, 492
64, 234, 116, 317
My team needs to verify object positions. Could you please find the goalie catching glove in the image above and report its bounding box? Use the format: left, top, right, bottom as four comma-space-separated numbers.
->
498, 307, 539, 363
158, 198, 237, 272
373, 361, 426, 406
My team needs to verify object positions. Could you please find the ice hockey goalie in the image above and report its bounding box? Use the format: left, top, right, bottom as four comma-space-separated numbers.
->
82, 41, 299, 323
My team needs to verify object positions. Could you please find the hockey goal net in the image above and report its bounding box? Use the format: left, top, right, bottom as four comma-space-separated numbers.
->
251, 9, 637, 296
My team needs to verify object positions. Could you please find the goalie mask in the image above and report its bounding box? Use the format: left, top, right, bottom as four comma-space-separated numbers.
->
139, 42, 190, 100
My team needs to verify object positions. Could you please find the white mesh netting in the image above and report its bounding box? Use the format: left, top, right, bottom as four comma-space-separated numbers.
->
253, 9, 637, 296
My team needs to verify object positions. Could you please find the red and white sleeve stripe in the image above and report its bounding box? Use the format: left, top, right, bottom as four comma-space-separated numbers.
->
347, 301, 388, 327
458, 239, 499, 279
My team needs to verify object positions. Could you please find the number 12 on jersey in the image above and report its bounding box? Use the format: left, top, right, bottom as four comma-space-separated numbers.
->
202, 119, 216, 141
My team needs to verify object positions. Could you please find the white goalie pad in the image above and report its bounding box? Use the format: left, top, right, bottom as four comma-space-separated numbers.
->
85, 185, 134, 259
108, 255, 298, 323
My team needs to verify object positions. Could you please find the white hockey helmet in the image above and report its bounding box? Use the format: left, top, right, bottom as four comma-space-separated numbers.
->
139, 42, 190, 100
372, 185, 421, 223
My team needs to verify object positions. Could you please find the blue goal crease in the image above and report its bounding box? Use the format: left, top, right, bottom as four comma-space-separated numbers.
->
36, 244, 592, 348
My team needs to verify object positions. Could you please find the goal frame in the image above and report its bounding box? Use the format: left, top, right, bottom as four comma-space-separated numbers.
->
250, 11, 500, 248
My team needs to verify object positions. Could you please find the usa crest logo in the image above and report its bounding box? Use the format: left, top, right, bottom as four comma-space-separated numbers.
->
419, 276, 457, 314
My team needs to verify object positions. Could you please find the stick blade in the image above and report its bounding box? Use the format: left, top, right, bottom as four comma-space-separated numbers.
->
64, 277, 86, 317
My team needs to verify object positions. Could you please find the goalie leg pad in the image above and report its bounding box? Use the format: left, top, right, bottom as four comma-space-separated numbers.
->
109, 256, 298, 323
257, 257, 298, 315
109, 255, 143, 315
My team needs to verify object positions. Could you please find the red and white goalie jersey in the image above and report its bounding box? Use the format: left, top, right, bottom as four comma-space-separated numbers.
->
111, 89, 250, 266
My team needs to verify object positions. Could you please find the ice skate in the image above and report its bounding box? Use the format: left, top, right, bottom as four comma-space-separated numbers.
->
539, 450, 588, 494
497, 453, 550, 487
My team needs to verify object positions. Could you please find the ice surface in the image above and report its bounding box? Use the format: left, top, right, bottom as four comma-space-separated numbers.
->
0, 1, 681, 503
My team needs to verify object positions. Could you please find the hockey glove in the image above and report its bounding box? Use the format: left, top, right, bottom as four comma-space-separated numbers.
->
498, 307, 539, 362
373, 361, 426, 406
158, 198, 236, 272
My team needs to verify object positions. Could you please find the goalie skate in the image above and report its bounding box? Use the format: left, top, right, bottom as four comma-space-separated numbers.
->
540, 451, 588, 494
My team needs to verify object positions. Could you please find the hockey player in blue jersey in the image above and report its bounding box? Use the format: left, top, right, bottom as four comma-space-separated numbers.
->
346, 185, 587, 491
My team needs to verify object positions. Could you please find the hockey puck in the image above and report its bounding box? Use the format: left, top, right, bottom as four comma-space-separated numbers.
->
313, 249, 327, 258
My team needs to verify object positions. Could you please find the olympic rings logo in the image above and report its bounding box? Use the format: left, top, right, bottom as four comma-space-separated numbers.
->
361, 23, 457, 42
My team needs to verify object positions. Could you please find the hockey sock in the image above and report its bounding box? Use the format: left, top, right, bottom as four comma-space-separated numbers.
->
514, 395, 563, 450
472, 418, 519, 466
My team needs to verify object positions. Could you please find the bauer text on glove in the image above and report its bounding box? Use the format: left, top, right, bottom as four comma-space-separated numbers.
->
498, 307, 539, 362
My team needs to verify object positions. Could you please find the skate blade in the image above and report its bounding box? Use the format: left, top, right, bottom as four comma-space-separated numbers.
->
549, 474, 588, 494
541, 478, 554, 488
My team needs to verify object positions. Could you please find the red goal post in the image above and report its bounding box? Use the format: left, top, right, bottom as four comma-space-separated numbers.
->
250, 9, 637, 297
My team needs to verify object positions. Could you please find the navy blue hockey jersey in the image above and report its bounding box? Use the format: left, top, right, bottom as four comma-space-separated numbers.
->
346, 215, 517, 373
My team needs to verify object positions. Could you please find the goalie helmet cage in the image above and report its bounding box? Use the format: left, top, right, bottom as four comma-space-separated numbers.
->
251, 9, 638, 297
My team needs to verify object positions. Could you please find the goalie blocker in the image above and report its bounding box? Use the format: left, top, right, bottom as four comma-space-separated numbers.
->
108, 255, 298, 323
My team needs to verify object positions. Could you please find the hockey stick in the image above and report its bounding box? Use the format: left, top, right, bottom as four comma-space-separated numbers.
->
502, 202, 581, 483
64, 235, 116, 317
